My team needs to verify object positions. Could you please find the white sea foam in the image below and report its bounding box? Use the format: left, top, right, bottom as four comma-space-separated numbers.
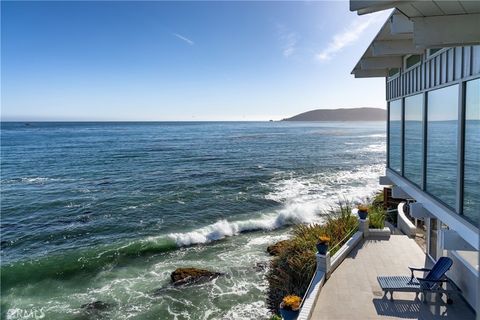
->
224, 301, 269, 319
357, 133, 386, 138
246, 234, 290, 246
364, 144, 386, 152
168, 201, 326, 247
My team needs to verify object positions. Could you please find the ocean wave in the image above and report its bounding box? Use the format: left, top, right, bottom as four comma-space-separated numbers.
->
167, 198, 326, 247
364, 144, 386, 152
357, 134, 386, 138
2, 176, 75, 185
1, 237, 177, 290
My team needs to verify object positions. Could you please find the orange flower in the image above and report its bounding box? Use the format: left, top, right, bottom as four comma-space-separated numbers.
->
357, 205, 369, 212
281, 295, 301, 311
318, 235, 330, 244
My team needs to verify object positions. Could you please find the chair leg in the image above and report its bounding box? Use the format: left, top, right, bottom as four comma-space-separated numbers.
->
390, 291, 394, 301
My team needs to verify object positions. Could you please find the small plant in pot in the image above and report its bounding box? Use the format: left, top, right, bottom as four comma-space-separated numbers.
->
357, 205, 369, 220
316, 235, 330, 255
279, 295, 301, 320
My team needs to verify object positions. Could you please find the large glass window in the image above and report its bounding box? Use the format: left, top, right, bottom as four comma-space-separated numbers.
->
404, 94, 423, 186
388, 99, 402, 173
426, 85, 459, 209
463, 78, 480, 226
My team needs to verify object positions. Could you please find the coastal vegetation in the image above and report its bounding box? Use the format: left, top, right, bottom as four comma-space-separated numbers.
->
266, 194, 388, 316
365, 191, 387, 229
266, 201, 358, 314
368, 204, 386, 229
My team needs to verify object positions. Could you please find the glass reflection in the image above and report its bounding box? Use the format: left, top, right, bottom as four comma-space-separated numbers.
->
389, 99, 402, 173
426, 85, 458, 209
404, 94, 423, 186
464, 78, 480, 226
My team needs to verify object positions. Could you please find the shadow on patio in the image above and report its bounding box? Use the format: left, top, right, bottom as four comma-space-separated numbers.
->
310, 235, 475, 319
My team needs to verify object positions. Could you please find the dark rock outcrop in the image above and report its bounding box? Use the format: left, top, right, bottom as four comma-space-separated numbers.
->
254, 261, 268, 272
170, 268, 223, 286
266, 240, 290, 256
81, 300, 111, 311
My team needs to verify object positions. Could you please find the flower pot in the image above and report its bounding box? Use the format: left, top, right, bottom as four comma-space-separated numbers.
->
316, 242, 328, 255
358, 210, 368, 220
279, 308, 299, 320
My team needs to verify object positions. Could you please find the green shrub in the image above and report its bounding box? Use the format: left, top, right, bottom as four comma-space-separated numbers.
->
372, 190, 384, 207
368, 205, 386, 229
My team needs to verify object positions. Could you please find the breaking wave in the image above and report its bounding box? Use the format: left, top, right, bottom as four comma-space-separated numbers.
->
168, 201, 323, 247
168, 163, 384, 247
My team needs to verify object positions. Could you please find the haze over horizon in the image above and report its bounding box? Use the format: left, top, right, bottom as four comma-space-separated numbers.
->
1, 1, 390, 121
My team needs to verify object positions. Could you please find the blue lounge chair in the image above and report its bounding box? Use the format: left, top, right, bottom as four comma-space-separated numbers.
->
377, 257, 461, 303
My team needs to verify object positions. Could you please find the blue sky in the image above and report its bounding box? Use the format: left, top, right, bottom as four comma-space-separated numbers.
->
1, 1, 390, 121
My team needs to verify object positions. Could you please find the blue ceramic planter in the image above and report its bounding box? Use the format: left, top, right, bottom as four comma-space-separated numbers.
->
316, 242, 328, 255
279, 308, 299, 320
358, 210, 368, 220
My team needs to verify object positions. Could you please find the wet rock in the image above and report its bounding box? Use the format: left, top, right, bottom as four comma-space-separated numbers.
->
77, 215, 91, 223
266, 240, 290, 256
0, 240, 12, 249
81, 300, 111, 311
170, 267, 224, 286
254, 262, 268, 272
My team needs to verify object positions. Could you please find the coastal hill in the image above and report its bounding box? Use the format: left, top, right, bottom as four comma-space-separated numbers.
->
282, 107, 386, 121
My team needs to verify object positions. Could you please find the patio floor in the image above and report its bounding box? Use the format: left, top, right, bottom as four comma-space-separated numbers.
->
310, 235, 476, 320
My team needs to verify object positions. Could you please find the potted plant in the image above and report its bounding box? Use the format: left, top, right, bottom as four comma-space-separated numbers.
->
279, 295, 301, 320
316, 235, 330, 255
357, 205, 369, 220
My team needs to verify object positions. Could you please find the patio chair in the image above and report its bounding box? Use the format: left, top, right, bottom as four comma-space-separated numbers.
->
377, 257, 461, 303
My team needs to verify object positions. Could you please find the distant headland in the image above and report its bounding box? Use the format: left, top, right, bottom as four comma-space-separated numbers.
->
282, 107, 386, 121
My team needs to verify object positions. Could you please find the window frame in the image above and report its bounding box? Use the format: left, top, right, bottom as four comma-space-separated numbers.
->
387, 68, 400, 81
424, 83, 460, 212
387, 98, 403, 174
404, 54, 422, 72
403, 93, 424, 188
426, 48, 446, 59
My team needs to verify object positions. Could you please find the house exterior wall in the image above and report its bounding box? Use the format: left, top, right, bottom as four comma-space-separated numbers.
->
386, 46, 480, 101
447, 250, 478, 309
386, 46, 480, 231
384, 45, 479, 310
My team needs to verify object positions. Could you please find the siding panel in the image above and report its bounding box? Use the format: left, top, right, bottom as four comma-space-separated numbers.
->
464, 46, 471, 77
472, 45, 480, 75
385, 46, 480, 101
454, 47, 463, 80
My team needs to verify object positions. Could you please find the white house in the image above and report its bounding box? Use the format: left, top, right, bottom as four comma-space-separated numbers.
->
351, 0, 479, 310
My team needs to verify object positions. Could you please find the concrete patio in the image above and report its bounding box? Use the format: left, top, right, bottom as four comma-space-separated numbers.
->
310, 235, 476, 320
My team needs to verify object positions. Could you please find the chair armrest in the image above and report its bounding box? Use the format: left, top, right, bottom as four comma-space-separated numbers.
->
408, 267, 431, 279
417, 278, 448, 283
409, 267, 431, 272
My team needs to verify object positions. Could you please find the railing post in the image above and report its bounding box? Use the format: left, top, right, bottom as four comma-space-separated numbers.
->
359, 218, 370, 238
316, 252, 331, 278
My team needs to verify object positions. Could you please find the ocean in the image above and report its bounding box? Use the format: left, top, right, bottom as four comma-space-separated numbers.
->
1, 121, 386, 320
